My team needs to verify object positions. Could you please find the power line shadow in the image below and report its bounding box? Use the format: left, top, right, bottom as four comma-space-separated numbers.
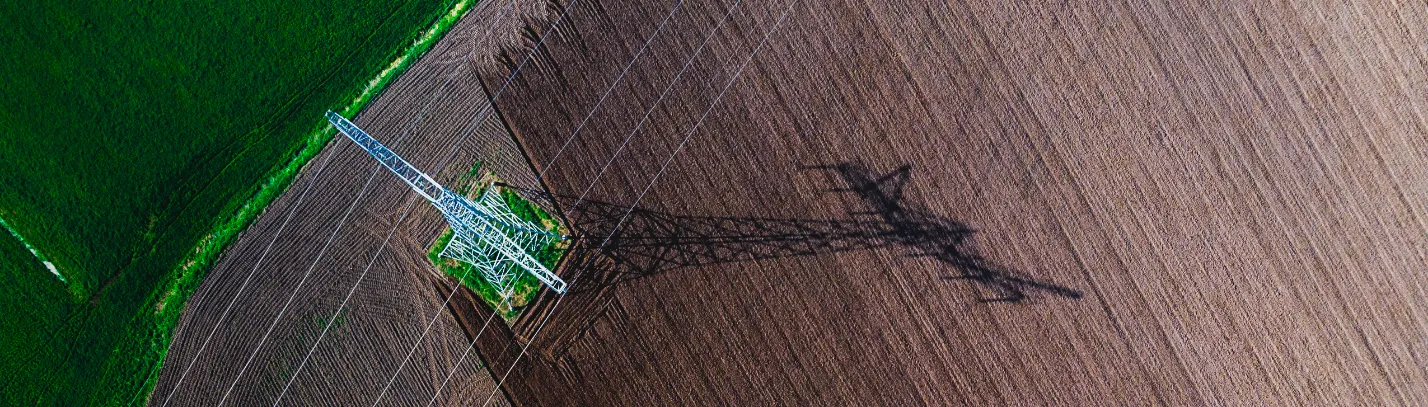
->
508, 161, 1081, 304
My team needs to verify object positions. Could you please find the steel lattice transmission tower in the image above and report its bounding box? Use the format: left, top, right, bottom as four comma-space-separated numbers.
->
326, 111, 568, 298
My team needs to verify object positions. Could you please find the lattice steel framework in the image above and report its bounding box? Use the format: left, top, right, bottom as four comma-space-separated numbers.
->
326, 111, 567, 298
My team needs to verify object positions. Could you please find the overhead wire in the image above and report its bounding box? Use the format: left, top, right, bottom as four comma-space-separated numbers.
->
479, 1, 798, 404
157, 5, 505, 405
179, 1, 528, 405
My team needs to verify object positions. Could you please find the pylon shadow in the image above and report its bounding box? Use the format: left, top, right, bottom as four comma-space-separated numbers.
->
506, 161, 1082, 303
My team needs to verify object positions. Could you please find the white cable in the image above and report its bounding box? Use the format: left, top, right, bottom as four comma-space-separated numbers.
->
191, 1, 526, 405
564, 0, 750, 215
215, 143, 391, 407
159, 61, 469, 407
268, 0, 618, 404
480, 2, 797, 405
423, 1, 705, 403
361, 0, 588, 404
535, 0, 689, 181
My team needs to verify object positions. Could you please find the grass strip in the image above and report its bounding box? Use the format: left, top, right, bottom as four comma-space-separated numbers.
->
127, 0, 477, 404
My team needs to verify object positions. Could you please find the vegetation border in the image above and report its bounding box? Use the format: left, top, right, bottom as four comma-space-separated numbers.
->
127, 0, 478, 403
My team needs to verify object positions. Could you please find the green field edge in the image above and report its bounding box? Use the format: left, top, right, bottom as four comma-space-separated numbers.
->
127, 0, 476, 404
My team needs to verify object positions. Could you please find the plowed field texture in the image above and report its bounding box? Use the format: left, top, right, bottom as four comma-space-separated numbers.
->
0, 0, 464, 403
468, 0, 1428, 405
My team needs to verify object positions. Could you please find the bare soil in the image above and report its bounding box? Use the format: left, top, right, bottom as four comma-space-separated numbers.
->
464, 0, 1428, 405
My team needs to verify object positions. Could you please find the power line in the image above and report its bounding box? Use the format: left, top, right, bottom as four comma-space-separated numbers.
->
379, 1, 700, 405
159, 33, 483, 407
359, 0, 591, 404
267, 0, 653, 404
478, 2, 798, 405
174, 1, 527, 405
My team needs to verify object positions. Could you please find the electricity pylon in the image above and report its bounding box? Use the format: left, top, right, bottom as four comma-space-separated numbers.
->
326, 111, 568, 298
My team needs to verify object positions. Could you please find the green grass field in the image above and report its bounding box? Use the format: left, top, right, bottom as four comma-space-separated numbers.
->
0, 0, 469, 404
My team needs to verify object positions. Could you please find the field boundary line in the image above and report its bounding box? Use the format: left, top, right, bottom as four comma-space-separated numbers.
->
155, 0, 479, 404
218, 0, 527, 400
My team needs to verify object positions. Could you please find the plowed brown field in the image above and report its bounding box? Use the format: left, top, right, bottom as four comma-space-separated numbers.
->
464, 0, 1428, 405
156, 0, 1428, 405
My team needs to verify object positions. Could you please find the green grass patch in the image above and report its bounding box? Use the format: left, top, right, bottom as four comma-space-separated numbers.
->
426, 167, 567, 322
0, 0, 474, 404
